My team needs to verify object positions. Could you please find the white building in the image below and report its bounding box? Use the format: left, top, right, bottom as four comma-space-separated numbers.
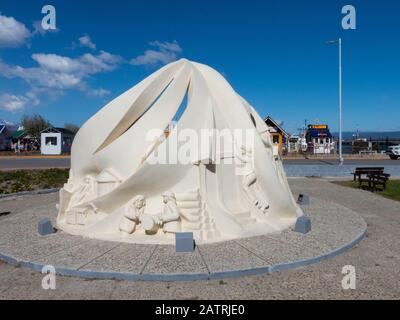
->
305, 124, 336, 154
40, 127, 75, 155
287, 135, 307, 153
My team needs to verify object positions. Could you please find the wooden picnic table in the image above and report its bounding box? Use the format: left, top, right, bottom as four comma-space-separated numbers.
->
352, 167, 390, 191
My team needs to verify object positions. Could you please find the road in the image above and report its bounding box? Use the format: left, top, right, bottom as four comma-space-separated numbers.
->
0, 157, 399, 170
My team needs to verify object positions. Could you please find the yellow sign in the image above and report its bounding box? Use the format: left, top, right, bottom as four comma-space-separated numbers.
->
310, 125, 328, 129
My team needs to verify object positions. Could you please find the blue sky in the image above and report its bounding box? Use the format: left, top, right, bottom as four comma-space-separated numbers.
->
0, 0, 399, 134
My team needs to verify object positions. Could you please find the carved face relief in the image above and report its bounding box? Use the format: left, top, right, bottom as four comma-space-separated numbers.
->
137, 199, 145, 209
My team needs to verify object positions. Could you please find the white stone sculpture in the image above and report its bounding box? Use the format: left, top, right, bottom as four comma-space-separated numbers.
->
119, 195, 145, 234
56, 58, 303, 244
158, 192, 181, 234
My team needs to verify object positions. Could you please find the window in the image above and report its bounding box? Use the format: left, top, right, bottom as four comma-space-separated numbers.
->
45, 136, 57, 146
273, 135, 279, 144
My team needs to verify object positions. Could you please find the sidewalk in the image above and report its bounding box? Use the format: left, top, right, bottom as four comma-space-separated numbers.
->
283, 154, 389, 161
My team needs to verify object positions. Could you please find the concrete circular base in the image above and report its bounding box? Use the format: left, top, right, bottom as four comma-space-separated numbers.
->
0, 194, 366, 281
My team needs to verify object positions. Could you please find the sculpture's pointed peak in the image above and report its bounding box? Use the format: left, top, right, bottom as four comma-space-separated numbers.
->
176, 58, 194, 66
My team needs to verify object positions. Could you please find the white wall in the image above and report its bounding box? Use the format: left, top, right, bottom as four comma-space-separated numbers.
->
41, 132, 62, 155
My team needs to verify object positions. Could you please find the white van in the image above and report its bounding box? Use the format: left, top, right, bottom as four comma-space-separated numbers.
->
387, 145, 400, 160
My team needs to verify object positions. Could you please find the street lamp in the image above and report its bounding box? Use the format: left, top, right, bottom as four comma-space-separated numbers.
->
327, 38, 344, 165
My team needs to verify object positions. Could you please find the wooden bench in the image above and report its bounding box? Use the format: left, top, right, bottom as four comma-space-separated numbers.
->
367, 173, 391, 191
352, 167, 390, 191
352, 167, 384, 186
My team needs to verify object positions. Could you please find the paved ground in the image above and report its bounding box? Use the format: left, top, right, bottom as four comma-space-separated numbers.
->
0, 178, 399, 299
0, 194, 366, 281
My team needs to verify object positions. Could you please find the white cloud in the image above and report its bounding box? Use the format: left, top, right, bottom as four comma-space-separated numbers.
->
130, 40, 182, 66
87, 88, 110, 97
0, 51, 122, 91
0, 93, 39, 112
32, 54, 82, 73
0, 14, 31, 48
0, 50, 120, 111
79, 35, 96, 50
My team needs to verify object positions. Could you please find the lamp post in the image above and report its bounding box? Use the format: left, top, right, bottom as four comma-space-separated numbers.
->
327, 38, 344, 165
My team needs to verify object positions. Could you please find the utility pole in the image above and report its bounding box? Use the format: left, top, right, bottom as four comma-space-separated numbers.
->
327, 38, 344, 165
338, 38, 343, 165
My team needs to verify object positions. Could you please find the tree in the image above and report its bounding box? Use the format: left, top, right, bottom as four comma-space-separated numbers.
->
64, 123, 80, 134
21, 114, 51, 138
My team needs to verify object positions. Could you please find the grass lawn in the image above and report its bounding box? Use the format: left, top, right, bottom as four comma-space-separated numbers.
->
0, 169, 69, 194
333, 179, 400, 202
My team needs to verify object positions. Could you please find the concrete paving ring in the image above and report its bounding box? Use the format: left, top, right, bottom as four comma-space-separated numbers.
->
0, 193, 367, 281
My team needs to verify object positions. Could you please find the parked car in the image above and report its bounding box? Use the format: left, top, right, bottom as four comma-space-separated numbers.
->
386, 145, 400, 160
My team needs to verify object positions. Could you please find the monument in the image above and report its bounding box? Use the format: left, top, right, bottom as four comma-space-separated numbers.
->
56, 58, 303, 244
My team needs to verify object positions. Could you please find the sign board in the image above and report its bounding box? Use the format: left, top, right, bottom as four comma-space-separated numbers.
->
309, 125, 328, 129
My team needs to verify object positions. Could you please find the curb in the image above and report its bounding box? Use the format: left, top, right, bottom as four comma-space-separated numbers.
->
0, 228, 367, 282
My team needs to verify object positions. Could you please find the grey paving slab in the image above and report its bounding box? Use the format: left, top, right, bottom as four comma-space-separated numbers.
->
304, 201, 366, 251
236, 236, 317, 265
0, 205, 57, 237
81, 243, 154, 274
8, 233, 84, 262
267, 229, 333, 254
0, 224, 55, 250
35, 239, 120, 270
198, 241, 267, 275
142, 245, 209, 280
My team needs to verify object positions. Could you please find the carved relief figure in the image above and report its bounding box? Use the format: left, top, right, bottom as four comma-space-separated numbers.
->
119, 195, 146, 234
236, 145, 269, 213
158, 192, 181, 234
69, 175, 96, 208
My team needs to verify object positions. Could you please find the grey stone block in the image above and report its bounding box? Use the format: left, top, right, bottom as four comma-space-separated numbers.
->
294, 216, 312, 234
38, 218, 54, 236
297, 194, 310, 205
175, 232, 195, 252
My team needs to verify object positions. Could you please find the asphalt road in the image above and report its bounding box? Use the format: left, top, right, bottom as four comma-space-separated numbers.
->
0, 157, 399, 170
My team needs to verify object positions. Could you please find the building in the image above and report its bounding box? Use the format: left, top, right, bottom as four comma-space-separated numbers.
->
305, 124, 335, 154
10, 128, 39, 152
0, 120, 18, 151
287, 135, 307, 153
41, 127, 75, 155
0, 121, 10, 151
264, 116, 289, 155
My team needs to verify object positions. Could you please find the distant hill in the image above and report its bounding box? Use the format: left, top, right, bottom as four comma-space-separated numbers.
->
331, 131, 400, 141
